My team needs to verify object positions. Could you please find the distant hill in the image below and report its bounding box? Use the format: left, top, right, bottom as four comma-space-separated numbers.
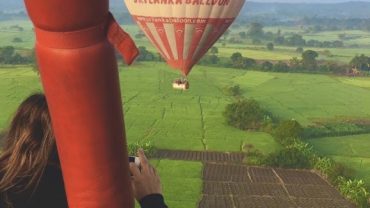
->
241, 1, 370, 19
0, 1, 24, 11
111, 1, 370, 19
2, 1, 370, 20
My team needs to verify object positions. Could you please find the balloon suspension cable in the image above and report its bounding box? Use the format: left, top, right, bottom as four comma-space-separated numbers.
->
180, 75, 188, 82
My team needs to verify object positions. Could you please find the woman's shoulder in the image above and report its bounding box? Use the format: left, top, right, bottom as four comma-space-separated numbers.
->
31, 165, 67, 208
1, 165, 67, 208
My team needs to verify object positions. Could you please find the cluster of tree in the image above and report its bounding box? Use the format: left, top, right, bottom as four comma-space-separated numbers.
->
266, 43, 274, 51
12, 37, 23, 43
198, 47, 350, 75
136, 46, 155, 62
263, 120, 369, 207
274, 34, 344, 48
119, 45, 367, 77
229, 52, 256, 69
299, 17, 370, 32
132, 46, 362, 76
223, 99, 269, 130
226, 50, 347, 74
200, 55, 220, 65
238, 23, 344, 48
259, 20, 370, 33
8, 25, 24, 32
273, 34, 306, 46
133, 46, 167, 63
236, 22, 271, 42
0, 46, 34, 65
223, 95, 370, 207
350, 54, 370, 71
273, 120, 303, 146
198, 47, 220, 65
224, 85, 242, 97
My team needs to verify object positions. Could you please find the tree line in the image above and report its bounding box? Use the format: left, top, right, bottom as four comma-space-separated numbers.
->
350, 54, 370, 71
4, 43, 367, 77
200, 48, 367, 75
0, 46, 35, 65
233, 23, 345, 48
223, 97, 370, 207
133, 45, 370, 76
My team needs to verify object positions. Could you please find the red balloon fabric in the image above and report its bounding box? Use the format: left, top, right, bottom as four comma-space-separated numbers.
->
124, 0, 245, 76
24, 0, 138, 207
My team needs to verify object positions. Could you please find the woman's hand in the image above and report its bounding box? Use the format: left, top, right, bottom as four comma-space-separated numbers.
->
129, 149, 162, 201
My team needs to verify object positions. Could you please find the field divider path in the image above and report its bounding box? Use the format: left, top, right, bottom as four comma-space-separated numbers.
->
271, 168, 298, 207
154, 149, 356, 208
198, 96, 207, 150
154, 149, 245, 163
123, 92, 140, 105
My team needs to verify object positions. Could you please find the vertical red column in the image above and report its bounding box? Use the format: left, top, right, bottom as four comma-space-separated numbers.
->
24, 0, 134, 207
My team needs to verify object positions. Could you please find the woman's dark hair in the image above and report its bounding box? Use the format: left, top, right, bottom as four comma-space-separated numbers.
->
0, 93, 57, 207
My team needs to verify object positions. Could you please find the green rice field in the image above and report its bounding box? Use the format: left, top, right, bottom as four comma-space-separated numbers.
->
1, 63, 370, 188
309, 134, 370, 184
154, 160, 202, 208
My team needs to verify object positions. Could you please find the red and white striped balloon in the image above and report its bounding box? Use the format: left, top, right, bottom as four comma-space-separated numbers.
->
124, 0, 245, 76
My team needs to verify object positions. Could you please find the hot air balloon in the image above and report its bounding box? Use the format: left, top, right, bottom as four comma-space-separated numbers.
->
125, 0, 246, 88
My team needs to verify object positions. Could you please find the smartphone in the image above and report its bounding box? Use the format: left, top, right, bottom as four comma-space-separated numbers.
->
128, 156, 141, 168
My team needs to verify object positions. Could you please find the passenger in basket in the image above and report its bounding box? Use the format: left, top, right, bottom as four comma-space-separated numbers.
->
0, 93, 168, 208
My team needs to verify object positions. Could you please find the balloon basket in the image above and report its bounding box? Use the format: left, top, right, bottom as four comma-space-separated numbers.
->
172, 77, 189, 90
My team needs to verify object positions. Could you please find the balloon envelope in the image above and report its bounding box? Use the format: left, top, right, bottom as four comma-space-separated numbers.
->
124, 0, 245, 76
